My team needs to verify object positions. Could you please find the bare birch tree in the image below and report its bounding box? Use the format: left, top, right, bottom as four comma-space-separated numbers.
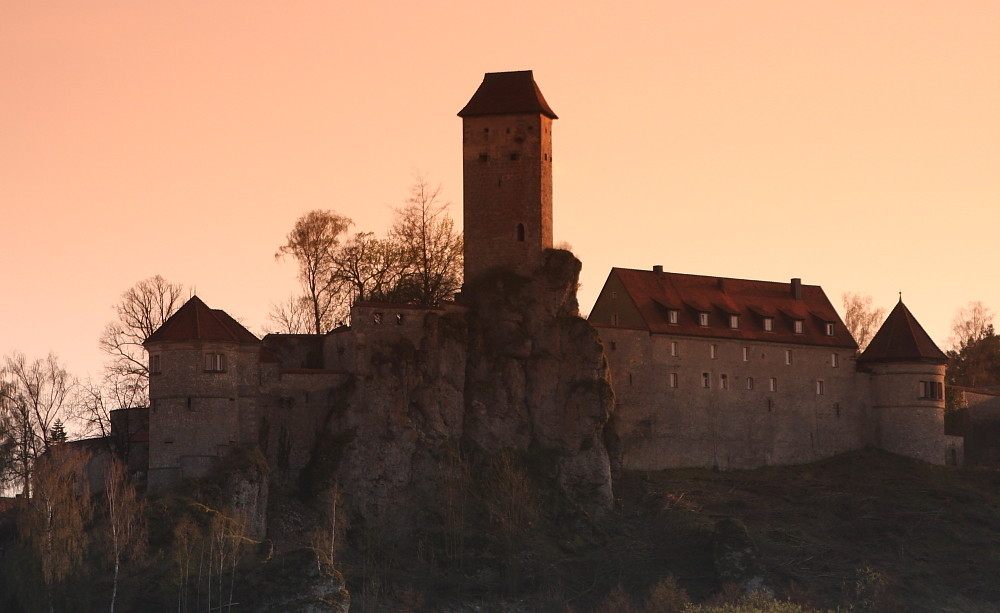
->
841, 292, 886, 352
276, 210, 353, 334
105, 458, 146, 613
0, 352, 75, 496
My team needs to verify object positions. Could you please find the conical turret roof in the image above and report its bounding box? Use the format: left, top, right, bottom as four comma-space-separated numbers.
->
458, 70, 558, 119
858, 299, 946, 364
144, 296, 259, 345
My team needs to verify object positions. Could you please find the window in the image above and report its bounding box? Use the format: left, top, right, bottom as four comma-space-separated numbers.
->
396, 313, 405, 325
831, 353, 839, 368
710, 344, 718, 359
769, 377, 777, 392
611, 313, 620, 326
825, 322, 835, 336
729, 314, 739, 329
702, 373, 711, 388
920, 381, 944, 400
151, 354, 161, 374
517, 223, 525, 241
668, 310, 679, 324
816, 380, 825, 395
742, 347, 750, 362
785, 349, 792, 365
204, 353, 226, 373
668, 372, 678, 388
763, 317, 774, 332
609, 341, 617, 351
670, 341, 678, 357
720, 374, 729, 390
794, 320, 804, 334
373, 312, 383, 324
699, 312, 710, 326
747, 377, 754, 390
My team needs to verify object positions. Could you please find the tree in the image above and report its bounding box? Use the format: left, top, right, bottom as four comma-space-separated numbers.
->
265, 293, 314, 334
99, 275, 185, 407
19, 445, 92, 613
946, 302, 1000, 389
276, 210, 353, 334
390, 176, 463, 306
331, 231, 408, 304
841, 292, 886, 352
948, 301, 995, 352
0, 352, 75, 497
104, 458, 146, 613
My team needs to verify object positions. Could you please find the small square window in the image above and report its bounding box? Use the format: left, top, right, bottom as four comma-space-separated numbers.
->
204, 353, 226, 373
670, 341, 678, 357
769, 377, 777, 392
702, 373, 711, 388
794, 320, 804, 334
611, 313, 620, 326
747, 377, 754, 390
785, 349, 792, 365
816, 380, 825, 395
763, 317, 774, 332
699, 312, 710, 326
825, 322, 835, 336
831, 353, 839, 368
710, 344, 718, 359
720, 374, 729, 390
668, 309, 679, 324
373, 312, 384, 324
668, 372, 678, 388
729, 315, 739, 329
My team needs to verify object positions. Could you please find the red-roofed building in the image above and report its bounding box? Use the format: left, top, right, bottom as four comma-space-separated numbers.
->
590, 268, 952, 468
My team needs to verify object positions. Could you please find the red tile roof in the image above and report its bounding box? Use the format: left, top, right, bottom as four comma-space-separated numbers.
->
144, 296, 259, 345
595, 268, 857, 348
858, 300, 947, 364
458, 70, 558, 119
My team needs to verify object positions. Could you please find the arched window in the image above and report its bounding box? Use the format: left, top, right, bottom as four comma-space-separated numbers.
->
517, 223, 525, 242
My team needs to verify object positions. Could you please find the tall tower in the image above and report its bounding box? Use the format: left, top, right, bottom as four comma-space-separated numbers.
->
458, 70, 558, 282
858, 299, 948, 464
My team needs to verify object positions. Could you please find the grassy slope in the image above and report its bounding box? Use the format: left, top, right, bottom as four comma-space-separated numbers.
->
597, 449, 1000, 612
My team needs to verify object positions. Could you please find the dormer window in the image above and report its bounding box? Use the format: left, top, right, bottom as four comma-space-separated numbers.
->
699, 312, 709, 326
763, 317, 774, 332
825, 322, 835, 336
204, 353, 226, 373
668, 310, 679, 324
729, 315, 739, 329
793, 320, 804, 334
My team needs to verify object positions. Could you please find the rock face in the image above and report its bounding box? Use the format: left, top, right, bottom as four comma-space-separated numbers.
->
252, 549, 350, 613
317, 249, 615, 531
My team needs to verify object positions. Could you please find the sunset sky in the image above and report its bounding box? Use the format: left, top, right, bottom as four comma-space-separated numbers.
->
3, 1, 999, 379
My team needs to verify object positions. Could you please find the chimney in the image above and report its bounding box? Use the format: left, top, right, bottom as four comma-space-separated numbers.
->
791, 278, 802, 300
718, 277, 727, 292
653, 265, 664, 274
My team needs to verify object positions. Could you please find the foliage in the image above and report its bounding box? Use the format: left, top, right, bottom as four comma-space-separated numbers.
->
945, 301, 1000, 390
840, 293, 885, 352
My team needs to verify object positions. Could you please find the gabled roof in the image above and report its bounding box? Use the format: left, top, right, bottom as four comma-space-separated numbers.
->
858, 300, 947, 364
144, 296, 259, 345
458, 70, 558, 119
593, 268, 857, 348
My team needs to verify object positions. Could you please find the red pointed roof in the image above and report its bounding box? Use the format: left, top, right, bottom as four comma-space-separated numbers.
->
858, 300, 946, 364
591, 268, 857, 349
144, 296, 259, 345
458, 70, 558, 119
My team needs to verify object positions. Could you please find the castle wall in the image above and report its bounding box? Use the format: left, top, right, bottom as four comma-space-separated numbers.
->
462, 113, 553, 280
868, 361, 946, 464
147, 341, 262, 489
599, 327, 871, 470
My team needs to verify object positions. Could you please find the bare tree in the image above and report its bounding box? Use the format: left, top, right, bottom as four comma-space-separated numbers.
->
276, 210, 353, 334
841, 292, 886, 352
390, 176, 463, 306
99, 275, 185, 407
332, 231, 408, 304
265, 293, 314, 334
0, 352, 75, 497
19, 444, 92, 613
948, 301, 995, 352
105, 458, 147, 613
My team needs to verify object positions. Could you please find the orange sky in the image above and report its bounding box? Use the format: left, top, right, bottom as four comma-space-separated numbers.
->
2, 1, 999, 378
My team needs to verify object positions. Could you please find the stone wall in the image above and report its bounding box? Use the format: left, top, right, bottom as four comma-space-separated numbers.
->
868, 361, 946, 464
599, 326, 871, 470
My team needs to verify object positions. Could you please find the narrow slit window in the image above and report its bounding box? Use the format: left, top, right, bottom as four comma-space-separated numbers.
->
669, 372, 678, 388
517, 223, 525, 241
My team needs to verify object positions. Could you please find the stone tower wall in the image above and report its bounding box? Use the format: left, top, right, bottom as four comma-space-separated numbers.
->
462, 112, 553, 281
146, 340, 261, 489
868, 361, 946, 464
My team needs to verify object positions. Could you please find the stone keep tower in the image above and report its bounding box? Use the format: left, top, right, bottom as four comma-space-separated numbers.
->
858, 299, 949, 464
458, 70, 558, 282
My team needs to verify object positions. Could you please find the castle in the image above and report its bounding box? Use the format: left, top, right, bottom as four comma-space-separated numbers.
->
138, 70, 958, 495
